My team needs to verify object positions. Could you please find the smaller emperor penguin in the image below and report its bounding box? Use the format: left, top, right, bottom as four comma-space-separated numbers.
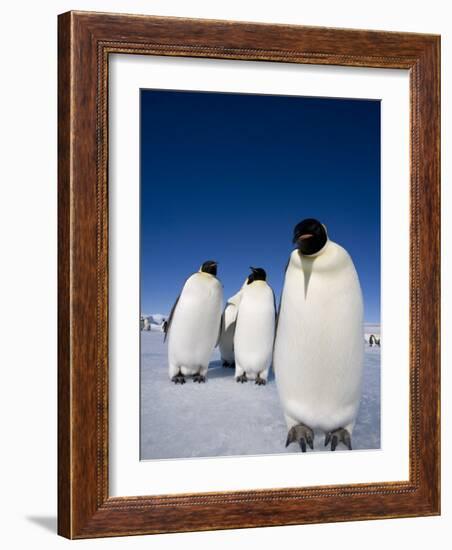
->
219, 291, 242, 368
274, 219, 364, 452
165, 260, 223, 384
234, 267, 276, 386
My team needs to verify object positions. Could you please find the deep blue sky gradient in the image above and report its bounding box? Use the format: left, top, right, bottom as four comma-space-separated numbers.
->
140, 90, 381, 322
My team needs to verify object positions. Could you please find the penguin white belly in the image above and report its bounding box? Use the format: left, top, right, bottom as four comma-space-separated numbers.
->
274, 244, 364, 433
219, 302, 238, 363
234, 282, 275, 380
168, 273, 223, 377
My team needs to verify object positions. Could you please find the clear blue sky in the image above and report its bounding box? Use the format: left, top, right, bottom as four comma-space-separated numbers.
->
140, 90, 381, 323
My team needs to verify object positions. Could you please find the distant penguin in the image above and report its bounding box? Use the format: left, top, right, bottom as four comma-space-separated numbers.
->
369, 334, 376, 347
234, 267, 276, 386
274, 219, 364, 451
219, 291, 242, 368
166, 261, 223, 384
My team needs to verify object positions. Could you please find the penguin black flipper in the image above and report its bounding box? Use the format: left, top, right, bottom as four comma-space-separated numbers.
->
164, 295, 180, 342
272, 288, 277, 322
215, 311, 224, 348
275, 257, 290, 337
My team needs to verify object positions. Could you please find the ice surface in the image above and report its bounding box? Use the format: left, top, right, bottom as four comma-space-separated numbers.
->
140, 331, 380, 460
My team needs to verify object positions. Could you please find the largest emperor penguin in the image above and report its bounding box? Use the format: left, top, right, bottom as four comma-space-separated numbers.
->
165, 260, 223, 384
274, 219, 364, 452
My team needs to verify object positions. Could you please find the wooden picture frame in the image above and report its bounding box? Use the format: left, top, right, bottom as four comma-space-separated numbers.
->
58, 11, 440, 539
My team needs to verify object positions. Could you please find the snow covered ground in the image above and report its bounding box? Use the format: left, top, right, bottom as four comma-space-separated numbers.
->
140, 330, 380, 460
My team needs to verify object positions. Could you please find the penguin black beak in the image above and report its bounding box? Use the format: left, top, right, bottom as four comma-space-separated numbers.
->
296, 234, 313, 243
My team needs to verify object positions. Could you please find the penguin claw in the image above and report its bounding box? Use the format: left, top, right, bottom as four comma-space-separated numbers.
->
236, 374, 248, 383
324, 428, 352, 451
331, 435, 338, 451
285, 424, 314, 452
255, 376, 266, 386
193, 373, 206, 383
171, 374, 186, 385
343, 431, 352, 450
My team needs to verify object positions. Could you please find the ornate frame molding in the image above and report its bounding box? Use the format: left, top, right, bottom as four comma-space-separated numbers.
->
58, 11, 440, 538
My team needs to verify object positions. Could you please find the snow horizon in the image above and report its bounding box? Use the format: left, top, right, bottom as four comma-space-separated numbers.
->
141, 312, 380, 328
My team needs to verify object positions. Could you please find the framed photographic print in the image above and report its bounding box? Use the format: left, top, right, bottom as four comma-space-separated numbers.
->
58, 11, 440, 539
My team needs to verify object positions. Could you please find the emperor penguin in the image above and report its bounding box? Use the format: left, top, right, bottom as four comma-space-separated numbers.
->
273, 219, 364, 451
219, 291, 242, 368
234, 267, 276, 386
165, 260, 223, 384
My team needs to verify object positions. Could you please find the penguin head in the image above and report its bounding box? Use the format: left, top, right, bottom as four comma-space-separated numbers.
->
293, 218, 328, 256
200, 260, 218, 276
247, 267, 267, 284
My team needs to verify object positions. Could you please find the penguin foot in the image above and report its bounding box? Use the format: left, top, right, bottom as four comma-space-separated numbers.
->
193, 373, 206, 383
285, 424, 314, 452
171, 373, 186, 384
324, 428, 352, 451
255, 375, 266, 386
236, 373, 248, 383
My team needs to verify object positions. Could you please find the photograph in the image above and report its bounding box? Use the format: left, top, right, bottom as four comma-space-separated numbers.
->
139, 89, 381, 460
